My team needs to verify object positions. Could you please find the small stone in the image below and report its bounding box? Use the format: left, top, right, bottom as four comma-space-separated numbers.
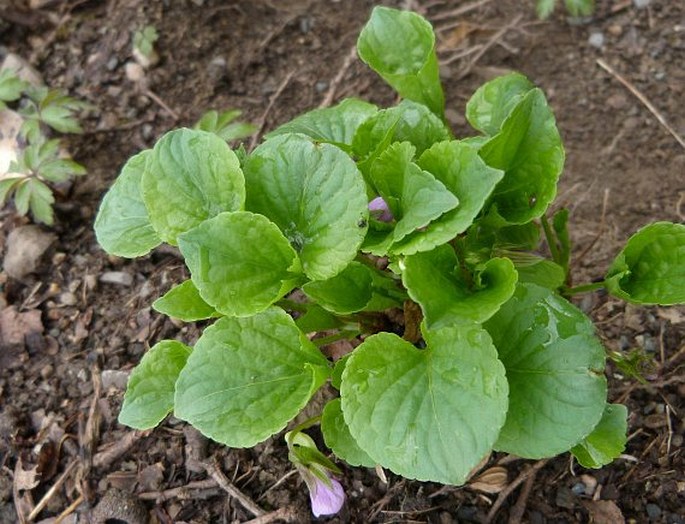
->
555, 486, 576, 509
633, 0, 650, 8
40, 364, 54, 379
572, 482, 586, 495
101, 369, 129, 391
92, 488, 147, 524
646, 503, 661, 520
580, 474, 598, 495
1, 53, 43, 87
606, 93, 628, 110
207, 56, 227, 83
315, 81, 328, 93
99, 271, 133, 286
106, 56, 118, 71
3, 226, 57, 280
607, 24, 623, 37
588, 32, 605, 49
77, 368, 89, 382
124, 61, 145, 83
59, 292, 78, 306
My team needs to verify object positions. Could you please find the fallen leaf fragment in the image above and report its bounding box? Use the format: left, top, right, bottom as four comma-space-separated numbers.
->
582, 500, 625, 524
468, 466, 508, 494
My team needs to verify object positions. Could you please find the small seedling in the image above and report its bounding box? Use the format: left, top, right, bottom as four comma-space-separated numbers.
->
95, 6, 684, 516
537, 0, 594, 19
132, 25, 159, 68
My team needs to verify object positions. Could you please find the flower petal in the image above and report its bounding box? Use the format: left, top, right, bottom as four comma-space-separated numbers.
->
309, 476, 345, 517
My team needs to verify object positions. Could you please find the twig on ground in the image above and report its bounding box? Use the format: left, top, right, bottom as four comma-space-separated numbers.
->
597, 59, 685, 150
138, 479, 219, 501
203, 459, 265, 517
54, 493, 84, 524
92, 430, 147, 470
257, 470, 298, 501
249, 70, 296, 151
457, 15, 523, 79
572, 188, 610, 272
144, 88, 180, 121
485, 460, 548, 524
507, 465, 538, 524
27, 459, 78, 522
430, 0, 494, 22
318, 46, 358, 108
242, 506, 298, 524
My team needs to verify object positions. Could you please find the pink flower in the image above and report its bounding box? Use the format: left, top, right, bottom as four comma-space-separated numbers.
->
368, 196, 393, 222
302, 470, 345, 517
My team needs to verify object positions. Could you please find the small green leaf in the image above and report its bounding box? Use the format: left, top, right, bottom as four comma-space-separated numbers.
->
266, 98, 378, 152
512, 256, 566, 290
484, 284, 607, 458
27, 178, 55, 225
466, 73, 534, 136
341, 326, 508, 484
536, 0, 557, 19
195, 109, 256, 142
13, 179, 31, 215
606, 222, 685, 305
153, 280, 218, 321
174, 308, 329, 447
244, 133, 368, 280
295, 304, 344, 333
178, 211, 301, 317
391, 140, 504, 255
571, 403, 627, 468
119, 340, 192, 429
0, 69, 28, 103
142, 128, 245, 245
322, 398, 376, 467
302, 262, 373, 315
402, 245, 518, 328
94, 151, 162, 257
0, 177, 23, 205
564, 0, 594, 17
480, 89, 564, 224
357, 7, 444, 117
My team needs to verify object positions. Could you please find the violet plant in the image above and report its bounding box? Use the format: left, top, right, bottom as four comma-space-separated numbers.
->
94, 6, 684, 512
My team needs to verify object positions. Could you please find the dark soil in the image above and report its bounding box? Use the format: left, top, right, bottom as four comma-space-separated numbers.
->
1, 0, 683, 523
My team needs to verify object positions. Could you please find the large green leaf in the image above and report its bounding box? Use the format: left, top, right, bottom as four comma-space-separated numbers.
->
142, 128, 245, 244
243, 133, 368, 280
178, 211, 301, 317
265, 98, 377, 152
466, 73, 534, 136
357, 7, 444, 117
340, 326, 508, 484
571, 403, 627, 468
605, 222, 685, 305
119, 340, 192, 429
174, 308, 329, 447
403, 245, 518, 328
480, 89, 564, 224
321, 398, 376, 468
94, 151, 162, 257
391, 140, 504, 255
302, 262, 373, 315
484, 283, 607, 458
152, 280, 218, 321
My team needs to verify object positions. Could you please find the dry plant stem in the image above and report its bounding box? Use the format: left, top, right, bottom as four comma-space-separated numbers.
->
27, 459, 78, 521
138, 479, 218, 501
430, 0, 494, 21
572, 188, 610, 271
12, 464, 27, 524
144, 88, 180, 121
507, 467, 538, 524
242, 506, 298, 524
319, 46, 358, 108
249, 70, 296, 151
596, 59, 685, 150
485, 460, 548, 524
92, 430, 146, 469
458, 14, 523, 79
203, 460, 265, 517
54, 493, 84, 524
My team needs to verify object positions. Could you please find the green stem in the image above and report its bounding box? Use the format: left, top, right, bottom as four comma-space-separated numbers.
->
286, 415, 322, 446
541, 215, 561, 264
563, 281, 606, 295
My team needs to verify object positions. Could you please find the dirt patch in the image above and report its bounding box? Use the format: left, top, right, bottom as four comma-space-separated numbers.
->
1, 0, 683, 522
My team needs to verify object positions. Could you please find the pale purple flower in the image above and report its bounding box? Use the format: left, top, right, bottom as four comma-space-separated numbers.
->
302, 470, 345, 517
368, 196, 394, 223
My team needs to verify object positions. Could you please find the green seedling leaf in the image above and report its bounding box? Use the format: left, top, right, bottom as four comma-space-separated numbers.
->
178, 211, 301, 317
466, 72, 534, 136
341, 326, 508, 484
391, 140, 504, 255
0, 177, 23, 205
174, 308, 330, 447
33, 88, 89, 134
330, 355, 350, 390
605, 222, 685, 305
27, 178, 54, 225
480, 89, 564, 224
365, 142, 458, 254
485, 283, 607, 458
512, 256, 566, 290
243, 133, 368, 280
14, 179, 31, 215
571, 403, 627, 468
0, 69, 28, 104
357, 6, 444, 117
266, 98, 378, 152
142, 128, 245, 245
536, 0, 557, 19
153, 280, 218, 321
564, 0, 594, 17
119, 340, 192, 429
353, 100, 450, 162
295, 304, 344, 334
94, 151, 162, 257
322, 398, 376, 468
402, 245, 518, 328
195, 109, 257, 142
133, 25, 158, 58
302, 262, 373, 315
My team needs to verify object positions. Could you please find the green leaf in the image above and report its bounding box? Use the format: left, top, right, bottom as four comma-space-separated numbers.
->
302, 262, 373, 315
195, 109, 256, 142
27, 178, 55, 225
174, 308, 329, 447
322, 398, 376, 467
536, 0, 557, 19
365, 142, 458, 253
402, 245, 518, 328
391, 140, 504, 255
119, 340, 192, 429
466, 73, 534, 136
605, 222, 685, 305
0, 177, 23, 205
480, 89, 564, 224
266, 98, 378, 152
295, 304, 344, 333
484, 283, 607, 458
142, 128, 245, 245
0, 69, 28, 103
357, 7, 444, 117
341, 326, 508, 484
512, 256, 566, 290
353, 100, 450, 162
94, 151, 162, 257
13, 179, 31, 215
153, 280, 218, 321
571, 403, 627, 468
243, 133, 368, 280
564, 0, 594, 17
178, 211, 301, 317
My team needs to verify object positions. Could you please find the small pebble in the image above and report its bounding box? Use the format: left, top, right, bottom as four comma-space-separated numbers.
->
588, 32, 605, 49
646, 503, 661, 520
124, 61, 145, 83
40, 365, 54, 379
315, 80, 328, 93
100, 271, 133, 286
580, 474, 597, 495
572, 482, 586, 495
59, 292, 78, 306
633, 0, 650, 8
101, 369, 130, 391
106, 56, 118, 71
